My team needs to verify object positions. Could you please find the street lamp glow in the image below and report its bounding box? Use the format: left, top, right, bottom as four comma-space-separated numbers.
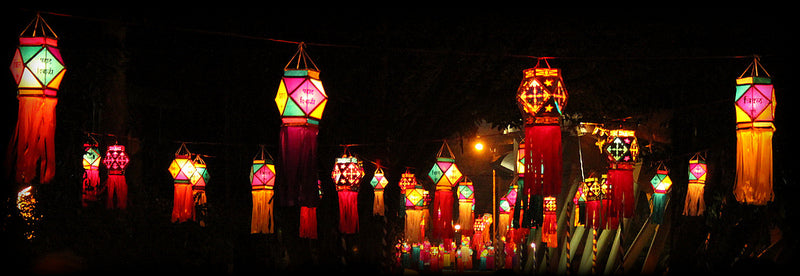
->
474, 142, 484, 151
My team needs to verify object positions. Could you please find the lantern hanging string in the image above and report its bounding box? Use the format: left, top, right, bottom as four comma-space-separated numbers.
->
20, 12, 59, 38
284, 42, 319, 71
738, 55, 771, 79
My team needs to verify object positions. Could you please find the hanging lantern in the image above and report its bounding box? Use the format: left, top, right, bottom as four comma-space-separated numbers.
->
511, 142, 525, 230
516, 60, 567, 232
8, 13, 66, 184
457, 178, 475, 237
733, 57, 775, 205
275, 43, 325, 238
250, 147, 276, 234
429, 141, 462, 243
584, 174, 608, 229
603, 127, 638, 219
81, 138, 102, 207
683, 153, 707, 216
403, 169, 428, 243
497, 180, 519, 240
168, 144, 195, 222
542, 196, 558, 247
573, 183, 586, 227
370, 163, 389, 216
331, 151, 364, 234
191, 155, 209, 226
649, 164, 672, 224
103, 144, 129, 209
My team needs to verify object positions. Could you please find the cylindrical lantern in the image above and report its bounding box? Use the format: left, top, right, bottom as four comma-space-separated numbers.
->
191, 155, 209, 226
603, 127, 638, 219
168, 144, 195, 223
274, 43, 326, 238
429, 142, 462, 243
103, 144, 129, 209
370, 165, 389, 216
684, 153, 707, 216
81, 139, 102, 207
250, 148, 276, 234
9, 14, 66, 184
733, 57, 775, 205
649, 164, 672, 224
457, 178, 475, 237
331, 152, 364, 234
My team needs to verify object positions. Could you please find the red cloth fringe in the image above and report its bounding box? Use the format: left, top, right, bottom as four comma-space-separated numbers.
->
171, 183, 193, 222
106, 175, 127, 210
524, 125, 562, 196
300, 206, 318, 239
338, 190, 359, 234
10, 97, 57, 184
542, 212, 557, 247
81, 169, 101, 207
609, 168, 634, 218
432, 190, 454, 241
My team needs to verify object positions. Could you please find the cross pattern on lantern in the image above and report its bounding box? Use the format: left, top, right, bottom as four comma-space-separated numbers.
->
332, 154, 364, 191
516, 66, 568, 119
103, 145, 129, 174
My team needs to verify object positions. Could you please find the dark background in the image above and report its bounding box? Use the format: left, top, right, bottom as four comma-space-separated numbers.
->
2, 8, 796, 275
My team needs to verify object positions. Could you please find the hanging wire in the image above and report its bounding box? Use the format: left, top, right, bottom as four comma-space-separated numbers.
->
284, 42, 319, 72
20, 12, 59, 38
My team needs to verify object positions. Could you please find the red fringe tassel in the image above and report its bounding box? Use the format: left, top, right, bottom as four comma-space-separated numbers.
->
300, 206, 318, 239
338, 190, 359, 234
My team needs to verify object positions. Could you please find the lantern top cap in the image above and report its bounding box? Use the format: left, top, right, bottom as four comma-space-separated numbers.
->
284, 42, 319, 72
20, 13, 58, 39
253, 144, 273, 163
175, 143, 192, 158
738, 56, 771, 80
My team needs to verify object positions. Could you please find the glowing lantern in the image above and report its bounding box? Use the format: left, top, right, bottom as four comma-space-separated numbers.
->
603, 127, 638, 219
402, 169, 428, 243
331, 151, 364, 234
250, 147, 276, 234
81, 138, 102, 207
497, 180, 519, 240
683, 153, 707, 216
275, 43, 324, 239
191, 155, 209, 226
649, 164, 672, 224
584, 174, 612, 229
733, 57, 775, 205
8, 14, 66, 184
103, 144, 129, 209
542, 196, 558, 247
429, 141, 462, 242
573, 183, 586, 227
168, 143, 195, 222
370, 163, 389, 216
457, 178, 475, 237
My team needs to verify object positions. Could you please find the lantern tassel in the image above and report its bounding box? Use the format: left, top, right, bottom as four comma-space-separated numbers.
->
171, 183, 193, 222
498, 213, 510, 240
683, 183, 706, 216
373, 190, 385, 216
338, 190, 359, 234
542, 211, 557, 248
106, 174, 127, 210
251, 189, 274, 234
651, 193, 667, 224
432, 190, 454, 241
193, 190, 207, 227
586, 201, 603, 229
299, 206, 317, 239
524, 125, 562, 196
733, 127, 774, 205
405, 209, 426, 243
81, 168, 101, 207
9, 97, 57, 184
608, 167, 634, 218
458, 201, 474, 237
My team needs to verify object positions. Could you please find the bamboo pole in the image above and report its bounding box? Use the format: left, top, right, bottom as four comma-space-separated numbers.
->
603, 225, 622, 275
559, 225, 586, 274
641, 198, 671, 274
620, 216, 656, 273
578, 228, 596, 274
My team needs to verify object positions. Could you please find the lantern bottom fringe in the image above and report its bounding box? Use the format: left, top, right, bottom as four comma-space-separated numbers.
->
193, 190, 207, 227
457, 203, 474, 237
542, 213, 557, 247
106, 175, 127, 210
251, 189, 274, 234
171, 183, 193, 223
734, 127, 774, 205
405, 209, 426, 243
432, 190, 454, 241
609, 168, 635, 218
81, 169, 101, 207
338, 190, 359, 234
373, 190, 385, 216
683, 183, 706, 216
9, 97, 57, 184
300, 206, 317, 239
497, 213, 510, 240
651, 193, 667, 225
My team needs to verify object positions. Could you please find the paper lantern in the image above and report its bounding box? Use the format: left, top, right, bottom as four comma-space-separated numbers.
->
603, 127, 638, 219
457, 178, 475, 237
168, 144, 195, 223
733, 57, 775, 205
429, 142, 462, 242
370, 164, 389, 216
573, 184, 586, 227
542, 196, 558, 247
250, 148, 276, 234
403, 169, 428, 243
649, 164, 672, 224
103, 144, 129, 209
684, 153, 707, 216
331, 152, 364, 234
191, 155, 209, 226
8, 14, 65, 184
584, 174, 612, 229
81, 139, 102, 207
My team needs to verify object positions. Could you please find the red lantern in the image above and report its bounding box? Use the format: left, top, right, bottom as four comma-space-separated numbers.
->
81, 138, 102, 207
103, 144, 129, 209
603, 127, 638, 219
542, 196, 558, 247
8, 14, 66, 184
250, 147, 276, 234
429, 141, 462, 243
331, 151, 364, 234
168, 143, 194, 222
733, 57, 775, 205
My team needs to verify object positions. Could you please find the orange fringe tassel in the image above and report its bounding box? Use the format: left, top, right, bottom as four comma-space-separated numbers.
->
9, 97, 57, 184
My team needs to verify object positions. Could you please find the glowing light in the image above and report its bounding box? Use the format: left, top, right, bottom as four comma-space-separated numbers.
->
474, 142, 484, 151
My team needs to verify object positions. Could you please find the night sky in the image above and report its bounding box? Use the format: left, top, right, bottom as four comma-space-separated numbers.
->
2, 8, 796, 275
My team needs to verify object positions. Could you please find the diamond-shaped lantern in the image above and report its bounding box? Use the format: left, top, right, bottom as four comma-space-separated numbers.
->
735, 75, 775, 126
103, 145, 129, 175
429, 142, 463, 189
190, 155, 209, 190
331, 154, 364, 192
650, 165, 672, 194
10, 15, 66, 97
689, 157, 707, 184
604, 129, 639, 163
251, 157, 276, 189
405, 185, 428, 208
516, 141, 525, 177
82, 142, 101, 170
274, 43, 327, 125
168, 144, 195, 183
370, 167, 389, 190
458, 179, 474, 201
516, 66, 568, 124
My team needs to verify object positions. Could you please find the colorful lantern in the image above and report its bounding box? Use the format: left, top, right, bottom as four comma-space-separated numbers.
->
103, 144, 129, 209
168, 143, 195, 222
497, 180, 519, 240
542, 196, 558, 247
8, 14, 66, 184
403, 169, 428, 243
191, 154, 209, 226
684, 153, 707, 216
649, 164, 672, 224
331, 151, 364, 234
457, 178, 475, 237
573, 183, 586, 227
733, 57, 775, 205
603, 127, 638, 218
584, 174, 612, 229
275, 43, 325, 238
81, 138, 102, 207
429, 141, 462, 243
370, 163, 389, 216
250, 147, 276, 234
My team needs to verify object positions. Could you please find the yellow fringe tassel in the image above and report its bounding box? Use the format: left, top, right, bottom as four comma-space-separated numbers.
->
251, 189, 274, 234
734, 128, 774, 205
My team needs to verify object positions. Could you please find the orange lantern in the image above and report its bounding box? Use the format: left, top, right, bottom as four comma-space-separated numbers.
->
168, 143, 195, 223
683, 153, 707, 216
